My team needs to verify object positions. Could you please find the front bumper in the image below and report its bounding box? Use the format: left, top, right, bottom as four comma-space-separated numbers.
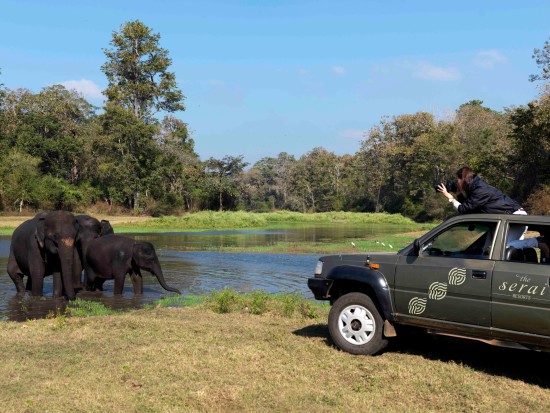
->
307, 277, 334, 300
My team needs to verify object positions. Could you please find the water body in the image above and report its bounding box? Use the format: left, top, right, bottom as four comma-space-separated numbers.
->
0, 224, 409, 321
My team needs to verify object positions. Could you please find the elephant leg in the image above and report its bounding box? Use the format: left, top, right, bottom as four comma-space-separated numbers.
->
113, 274, 127, 295
52, 272, 63, 297
7, 255, 26, 294
93, 278, 106, 291
73, 249, 83, 290
84, 267, 99, 291
129, 269, 143, 295
28, 263, 45, 297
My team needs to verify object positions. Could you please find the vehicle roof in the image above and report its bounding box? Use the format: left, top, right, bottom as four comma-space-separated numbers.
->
443, 213, 550, 223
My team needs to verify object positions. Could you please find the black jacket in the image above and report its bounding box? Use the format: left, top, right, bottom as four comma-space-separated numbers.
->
457, 176, 522, 214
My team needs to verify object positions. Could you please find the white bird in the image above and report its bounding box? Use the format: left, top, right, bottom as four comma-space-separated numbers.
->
389, 244, 393, 249
381, 242, 386, 246
351, 242, 356, 248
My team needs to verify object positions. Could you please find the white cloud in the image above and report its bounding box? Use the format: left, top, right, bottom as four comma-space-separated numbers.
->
60, 79, 103, 99
413, 62, 461, 81
332, 66, 346, 75
474, 50, 507, 69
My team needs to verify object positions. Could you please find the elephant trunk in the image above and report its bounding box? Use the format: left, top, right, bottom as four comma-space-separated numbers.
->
59, 242, 76, 300
152, 264, 181, 294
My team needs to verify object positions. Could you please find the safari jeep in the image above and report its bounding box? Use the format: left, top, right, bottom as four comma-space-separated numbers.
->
308, 214, 550, 355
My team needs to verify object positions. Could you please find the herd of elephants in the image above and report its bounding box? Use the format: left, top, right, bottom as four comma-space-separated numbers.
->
6, 211, 181, 300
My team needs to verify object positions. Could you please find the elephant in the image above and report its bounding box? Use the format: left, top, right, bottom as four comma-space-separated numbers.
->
84, 234, 181, 295
73, 215, 114, 290
7, 211, 79, 299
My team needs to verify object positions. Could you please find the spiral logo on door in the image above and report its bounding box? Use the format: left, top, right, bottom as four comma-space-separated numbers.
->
408, 297, 427, 315
448, 267, 467, 285
428, 282, 447, 300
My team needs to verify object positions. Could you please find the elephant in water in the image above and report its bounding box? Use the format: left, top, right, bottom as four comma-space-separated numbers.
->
73, 215, 114, 290
84, 234, 181, 295
7, 211, 79, 299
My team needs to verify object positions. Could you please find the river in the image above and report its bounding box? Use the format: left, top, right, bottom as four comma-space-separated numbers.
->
0, 224, 408, 321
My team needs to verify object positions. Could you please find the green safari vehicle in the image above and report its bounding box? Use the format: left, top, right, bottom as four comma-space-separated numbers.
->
308, 214, 550, 355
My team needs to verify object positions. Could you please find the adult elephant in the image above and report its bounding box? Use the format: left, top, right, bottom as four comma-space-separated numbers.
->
7, 211, 78, 299
84, 234, 181, 295
73, 215, 114, 290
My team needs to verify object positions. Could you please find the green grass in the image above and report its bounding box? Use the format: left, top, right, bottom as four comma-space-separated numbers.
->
65, 299, 124, 317
113, 211, 435, 232
200, 289, 326, 319
46, 291, 329, 321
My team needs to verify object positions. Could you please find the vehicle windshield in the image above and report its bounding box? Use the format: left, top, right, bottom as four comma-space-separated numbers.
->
422, 222, 495, 259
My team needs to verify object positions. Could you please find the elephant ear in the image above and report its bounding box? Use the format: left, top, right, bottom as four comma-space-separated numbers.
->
100, 220, 114, 235
35, 216, 46, 249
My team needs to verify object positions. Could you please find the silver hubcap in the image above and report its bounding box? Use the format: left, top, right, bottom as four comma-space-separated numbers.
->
338, 304, 376, 345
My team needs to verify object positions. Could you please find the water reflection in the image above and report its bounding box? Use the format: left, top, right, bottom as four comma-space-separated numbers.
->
0, 224, 409, 321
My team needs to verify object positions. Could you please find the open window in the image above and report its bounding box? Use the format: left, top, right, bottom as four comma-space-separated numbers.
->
505, 223, 550, 264
421, 221, 497, 260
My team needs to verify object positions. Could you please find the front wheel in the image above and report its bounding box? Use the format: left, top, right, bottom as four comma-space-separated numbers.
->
328, 292, 388, 355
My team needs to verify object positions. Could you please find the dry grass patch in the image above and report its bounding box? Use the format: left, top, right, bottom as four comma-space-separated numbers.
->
1, 307, 549, 412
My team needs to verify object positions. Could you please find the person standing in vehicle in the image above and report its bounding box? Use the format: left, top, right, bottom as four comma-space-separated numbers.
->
437, 166, 527, 240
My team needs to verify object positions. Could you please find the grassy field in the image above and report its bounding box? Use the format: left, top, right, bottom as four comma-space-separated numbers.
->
0, 295, 549, 413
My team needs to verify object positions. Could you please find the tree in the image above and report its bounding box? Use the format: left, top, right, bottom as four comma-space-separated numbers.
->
204, 156, 248, 211
241, 153, 297, 210
0, 151, 43, 211
1, 85, 95, 182
152, 115, 202, 213
95, 103, 160, 209
358, 112, 437, 215
509, 90, 550, 201
453, 100, 512, 192
529, 37, 550, 83
101, 20, 185, 123
0, 68, 5, 109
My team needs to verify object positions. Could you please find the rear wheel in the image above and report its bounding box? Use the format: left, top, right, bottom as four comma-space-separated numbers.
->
328, 292, 388, 355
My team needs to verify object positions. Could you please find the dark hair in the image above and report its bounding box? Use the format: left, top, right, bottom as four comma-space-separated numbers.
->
456, 166, 474, 192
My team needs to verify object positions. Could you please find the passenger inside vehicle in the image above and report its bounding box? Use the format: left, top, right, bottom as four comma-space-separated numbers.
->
506, 224, 550, 264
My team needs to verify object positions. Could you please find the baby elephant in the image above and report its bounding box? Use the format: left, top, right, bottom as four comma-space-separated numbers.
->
85, 234, 181, 295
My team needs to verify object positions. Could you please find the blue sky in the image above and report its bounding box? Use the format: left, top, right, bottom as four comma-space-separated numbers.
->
1, 1, 548, 165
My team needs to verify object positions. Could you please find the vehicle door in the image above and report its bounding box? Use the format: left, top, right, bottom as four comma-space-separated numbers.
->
394, 220, 499, 327
492, 221, 550, 336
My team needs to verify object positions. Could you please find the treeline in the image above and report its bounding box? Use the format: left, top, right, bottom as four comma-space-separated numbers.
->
0, 22, 549, 221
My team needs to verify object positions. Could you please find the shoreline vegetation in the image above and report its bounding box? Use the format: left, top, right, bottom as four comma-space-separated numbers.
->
0, 211, 436, 253
1, 290, 549, 412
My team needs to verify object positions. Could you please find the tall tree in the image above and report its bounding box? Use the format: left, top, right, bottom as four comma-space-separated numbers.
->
1, 85, 94, 182
152, 115, 201, 212
95, 104, 160, 209
509, 91, 550, 201
0, 151, 43, 212
101, 20, 185, 123
529, 36, 550, 83
204, 156, 248, 211
453, 101, 512, 192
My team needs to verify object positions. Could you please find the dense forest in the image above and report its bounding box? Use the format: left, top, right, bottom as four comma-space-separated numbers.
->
0, 21, 549, 222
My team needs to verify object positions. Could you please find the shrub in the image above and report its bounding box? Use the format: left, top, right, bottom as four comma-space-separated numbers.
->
526, 184, 550, 215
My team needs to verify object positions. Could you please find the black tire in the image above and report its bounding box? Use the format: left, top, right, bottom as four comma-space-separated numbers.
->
328, 292, 388, 355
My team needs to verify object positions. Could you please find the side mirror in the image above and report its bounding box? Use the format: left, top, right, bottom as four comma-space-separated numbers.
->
413, 239, 421, 256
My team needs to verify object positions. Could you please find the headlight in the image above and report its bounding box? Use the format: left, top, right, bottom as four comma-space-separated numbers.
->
314, 260, 323, 276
